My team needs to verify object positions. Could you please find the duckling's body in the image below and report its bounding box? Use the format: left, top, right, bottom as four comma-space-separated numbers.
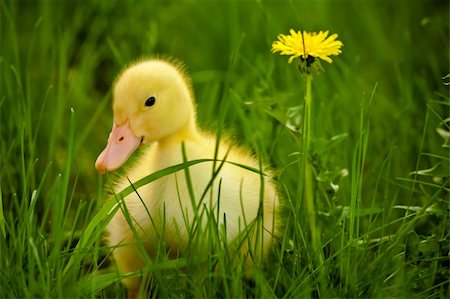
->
96, 59, 280, 297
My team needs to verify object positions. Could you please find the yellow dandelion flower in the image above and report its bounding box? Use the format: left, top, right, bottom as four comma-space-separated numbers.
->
272, 29, 343, 64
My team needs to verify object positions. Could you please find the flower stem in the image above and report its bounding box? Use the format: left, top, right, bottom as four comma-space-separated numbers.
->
302, 75, 324, 266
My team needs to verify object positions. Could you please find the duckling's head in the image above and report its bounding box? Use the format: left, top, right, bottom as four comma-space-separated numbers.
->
95, 58, 196, 173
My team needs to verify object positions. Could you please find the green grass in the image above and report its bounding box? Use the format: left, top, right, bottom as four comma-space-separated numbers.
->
1, 0, 449, 297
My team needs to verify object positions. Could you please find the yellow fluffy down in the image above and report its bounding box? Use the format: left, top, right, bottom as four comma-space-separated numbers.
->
100, 58, 280, 297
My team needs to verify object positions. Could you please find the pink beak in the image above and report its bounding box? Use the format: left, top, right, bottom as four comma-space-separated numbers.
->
95, 121, 142, 173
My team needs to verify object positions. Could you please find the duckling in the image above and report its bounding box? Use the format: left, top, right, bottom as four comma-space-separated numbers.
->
95, 58, 280, 297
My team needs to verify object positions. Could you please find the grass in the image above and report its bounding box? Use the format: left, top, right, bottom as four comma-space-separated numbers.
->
1, 0, 449, 297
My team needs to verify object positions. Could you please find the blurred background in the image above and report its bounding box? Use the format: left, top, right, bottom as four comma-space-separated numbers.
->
2, 0, 448, 194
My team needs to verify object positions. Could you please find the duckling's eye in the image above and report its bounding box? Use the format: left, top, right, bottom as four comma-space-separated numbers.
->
145, 96, 156, 107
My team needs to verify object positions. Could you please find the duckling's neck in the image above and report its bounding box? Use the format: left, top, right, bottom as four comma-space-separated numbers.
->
158, 117, 200, 147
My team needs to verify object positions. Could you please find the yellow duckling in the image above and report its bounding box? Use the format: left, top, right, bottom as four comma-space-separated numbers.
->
95, 58, 280, 297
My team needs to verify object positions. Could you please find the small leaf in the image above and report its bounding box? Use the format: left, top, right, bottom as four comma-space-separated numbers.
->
393, 204, 445, 216
409, 163, 441, 176
436, 128, 450, 147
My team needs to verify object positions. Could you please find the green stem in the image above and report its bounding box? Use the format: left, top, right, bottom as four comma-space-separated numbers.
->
303, 75, 323, 265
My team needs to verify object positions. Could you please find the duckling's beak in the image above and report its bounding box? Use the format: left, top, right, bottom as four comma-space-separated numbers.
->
95, 120, 142, 173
